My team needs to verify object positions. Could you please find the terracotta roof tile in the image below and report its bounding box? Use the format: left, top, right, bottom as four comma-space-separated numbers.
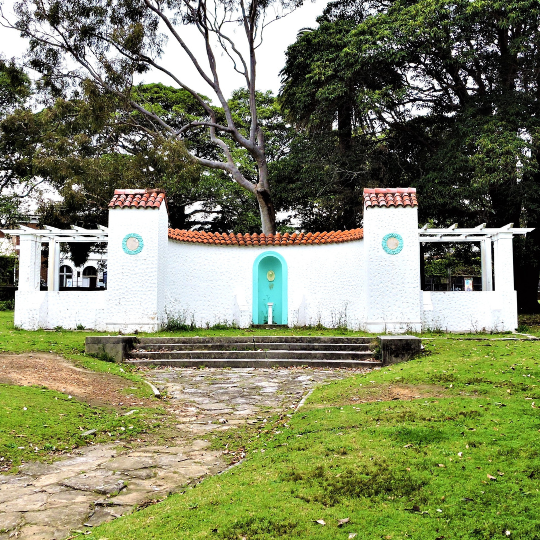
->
168, 228, 364, 246
108, 189, 166, 209
363, 187, 418, 208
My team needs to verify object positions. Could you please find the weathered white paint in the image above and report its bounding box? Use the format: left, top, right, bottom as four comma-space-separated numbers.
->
105, 203, 169, 333
14, 291, 107, 330
363, 206, 422, 332
164, 240, 365, 329
422, 290, 517, 332
10, 189, 525, 333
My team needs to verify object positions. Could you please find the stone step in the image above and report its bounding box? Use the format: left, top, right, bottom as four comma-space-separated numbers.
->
137, 336, 372, 345
129, 350, 375, 361
134, 343, 372, 352
125, 358, 381, 369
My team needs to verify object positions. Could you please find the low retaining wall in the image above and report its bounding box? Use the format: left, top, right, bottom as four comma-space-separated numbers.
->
85, 336, 138, 363
379, 335, 422, 365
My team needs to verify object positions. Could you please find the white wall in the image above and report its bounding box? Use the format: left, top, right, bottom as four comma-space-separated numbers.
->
363, 206, 422, 332
422, 290, 518, 332
105, 204, 168, 333
15, 291, 107, 330
164, 240, 366, 329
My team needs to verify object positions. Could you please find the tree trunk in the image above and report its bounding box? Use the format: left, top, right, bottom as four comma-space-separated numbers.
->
256, 185, 276, 235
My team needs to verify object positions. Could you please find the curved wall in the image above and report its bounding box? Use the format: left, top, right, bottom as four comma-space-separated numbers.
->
164, 239, 365, 329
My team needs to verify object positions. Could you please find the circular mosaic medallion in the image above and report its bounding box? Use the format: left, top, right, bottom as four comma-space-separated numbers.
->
267, 270, 275, 282
382, 233, 403, 255
122, 233, 144, 255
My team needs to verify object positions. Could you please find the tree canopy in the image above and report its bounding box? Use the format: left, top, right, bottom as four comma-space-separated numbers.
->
5, 0, 309, 234
279, 0, 540, 311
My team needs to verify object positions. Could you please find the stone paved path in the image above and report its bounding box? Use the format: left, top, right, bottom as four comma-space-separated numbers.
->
0, 367, 371, 539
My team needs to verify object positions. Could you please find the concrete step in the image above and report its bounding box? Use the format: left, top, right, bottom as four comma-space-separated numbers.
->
137, 336, 372, 345
129, 350, 375, 361
125, 358, 381, 369
134, 342, 372, 352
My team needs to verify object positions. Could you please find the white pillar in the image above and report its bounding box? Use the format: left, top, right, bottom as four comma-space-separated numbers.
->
481, 238, 493, 291
493, 232, 514, 291
18, 236, 41, 291
47, 239, 60, 291
267, 303, 273, 325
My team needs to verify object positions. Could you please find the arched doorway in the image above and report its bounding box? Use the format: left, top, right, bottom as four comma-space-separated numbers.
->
252, 251, 288, 325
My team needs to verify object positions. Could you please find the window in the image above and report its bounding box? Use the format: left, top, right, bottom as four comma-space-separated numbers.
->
59, 265, 73, 288
82, 266, 98, 288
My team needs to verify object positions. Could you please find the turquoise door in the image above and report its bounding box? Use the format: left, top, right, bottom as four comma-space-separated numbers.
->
253, 252, 288, 325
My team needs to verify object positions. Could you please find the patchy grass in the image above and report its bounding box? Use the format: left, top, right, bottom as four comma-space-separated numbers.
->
0, 312, 169, 470
0, 311, 149, 384
75, 338, 540, 540
0, 384, 166, 471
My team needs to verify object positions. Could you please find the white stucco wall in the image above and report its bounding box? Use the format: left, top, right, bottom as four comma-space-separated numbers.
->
14, 291, 107, 330
422, 290, 518, 332
9, 191, 523, 334
105, 204, 168, 333
164, 240, 366, 329
363, 206, 422, 332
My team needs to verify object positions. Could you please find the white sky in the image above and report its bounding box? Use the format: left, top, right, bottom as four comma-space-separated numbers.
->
0, 0, 328, 98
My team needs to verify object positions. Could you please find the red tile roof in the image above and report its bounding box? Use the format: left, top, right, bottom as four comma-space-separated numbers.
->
168, 228, 364, 246
109, 189, 166, 209
363, 188, 417, 208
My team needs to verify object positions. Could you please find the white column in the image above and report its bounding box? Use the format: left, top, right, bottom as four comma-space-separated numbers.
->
493, 232, 514, 291
18, 236, 41, 291
267, 303, 273, 325
480, 238, 493, 291
47, 239, 60, 292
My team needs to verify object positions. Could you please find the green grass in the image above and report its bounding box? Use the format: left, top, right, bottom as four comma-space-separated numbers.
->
0, 385, 165, 470
0, 311, 168, 470
76, 338, 540, 540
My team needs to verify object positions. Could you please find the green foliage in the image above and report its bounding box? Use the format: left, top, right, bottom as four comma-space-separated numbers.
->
0, 255, 16, 285
0, 299, 15, 311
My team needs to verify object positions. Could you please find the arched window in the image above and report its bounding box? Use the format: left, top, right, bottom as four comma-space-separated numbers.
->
59, 265, 73, 288
82, 266, 98, 288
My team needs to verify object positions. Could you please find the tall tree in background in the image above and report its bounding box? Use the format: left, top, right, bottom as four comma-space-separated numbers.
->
351, 0, 540, 312
1, 82, 291, 233
0, 56, 32, 227
278, 0, 401, 230
281, 0, 540, 312
3, 0, 305, 235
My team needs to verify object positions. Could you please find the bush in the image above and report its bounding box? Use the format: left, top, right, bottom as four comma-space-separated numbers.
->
0, 299, 14, 311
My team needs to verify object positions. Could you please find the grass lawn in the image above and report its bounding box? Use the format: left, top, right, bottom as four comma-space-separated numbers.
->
0, 384, 161, 469
75, 337, 540, 540
0, 311, 168, 470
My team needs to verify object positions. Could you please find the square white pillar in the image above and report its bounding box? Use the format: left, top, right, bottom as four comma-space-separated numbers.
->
493, 232, 514, 291
18, 236, 42, 291
47, 240, 60, 292
480, 238, 493, 291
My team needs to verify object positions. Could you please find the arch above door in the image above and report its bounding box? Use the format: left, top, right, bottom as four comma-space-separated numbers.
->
252, 251, 288, 325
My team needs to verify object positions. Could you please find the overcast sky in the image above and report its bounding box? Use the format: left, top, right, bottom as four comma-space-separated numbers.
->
0, 0, 328, 98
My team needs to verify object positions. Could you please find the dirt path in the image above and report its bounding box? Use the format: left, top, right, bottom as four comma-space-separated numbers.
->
0, 355, 374, 540
0, 353, 155, 409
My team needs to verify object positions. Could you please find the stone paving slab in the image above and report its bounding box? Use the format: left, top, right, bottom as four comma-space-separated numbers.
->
0, 366, 372, 539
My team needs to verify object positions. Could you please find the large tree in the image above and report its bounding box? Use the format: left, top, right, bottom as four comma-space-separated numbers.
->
0, 56, 33, 227
278, 0, 401, 230
281, 0, 540, 312
3, 0, 304, 235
